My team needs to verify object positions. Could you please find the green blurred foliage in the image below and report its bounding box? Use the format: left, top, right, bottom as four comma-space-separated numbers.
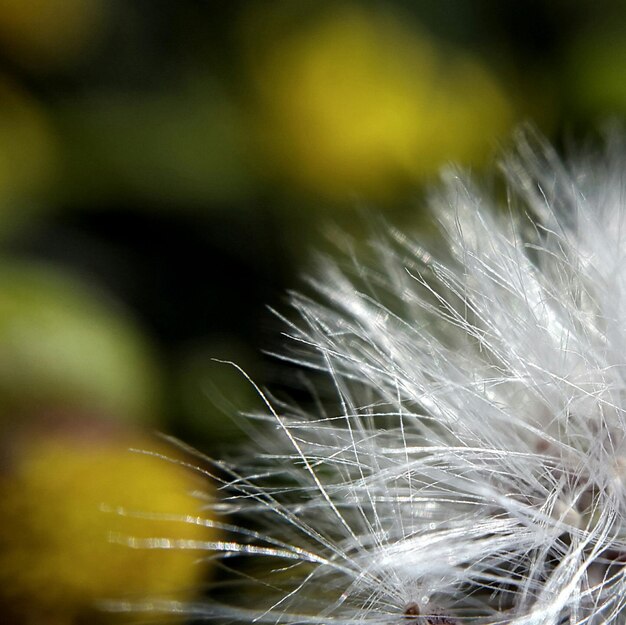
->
0, 262, 161, 427
57, 80, 254, 207
0, 76, 58, 222
565, 21, 626, 119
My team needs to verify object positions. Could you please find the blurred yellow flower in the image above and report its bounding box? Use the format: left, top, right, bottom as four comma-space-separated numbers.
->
0, 422, 214, 623
247, 4, 514, 202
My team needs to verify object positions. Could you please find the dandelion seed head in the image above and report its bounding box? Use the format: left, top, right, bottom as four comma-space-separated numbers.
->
132, 134, 626, 625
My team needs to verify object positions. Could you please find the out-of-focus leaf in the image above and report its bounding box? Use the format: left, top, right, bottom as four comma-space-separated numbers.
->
0, 261, 162, 427
57, 80, 254, 208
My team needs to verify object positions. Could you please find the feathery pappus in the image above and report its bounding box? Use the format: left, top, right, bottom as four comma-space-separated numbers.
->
120, 135, 626, 625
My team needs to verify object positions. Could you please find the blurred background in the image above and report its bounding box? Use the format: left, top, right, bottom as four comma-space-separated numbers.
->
0, 0, 625, 622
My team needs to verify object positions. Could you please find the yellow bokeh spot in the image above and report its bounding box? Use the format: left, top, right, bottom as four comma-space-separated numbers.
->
0, 427, 215, 622
248, 4, 514, 201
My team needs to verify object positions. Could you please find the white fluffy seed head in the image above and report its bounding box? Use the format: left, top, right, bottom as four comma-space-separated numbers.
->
130, 134, 626, 625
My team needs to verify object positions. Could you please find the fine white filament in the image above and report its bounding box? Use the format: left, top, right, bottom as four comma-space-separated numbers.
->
119, 135, 626, 625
